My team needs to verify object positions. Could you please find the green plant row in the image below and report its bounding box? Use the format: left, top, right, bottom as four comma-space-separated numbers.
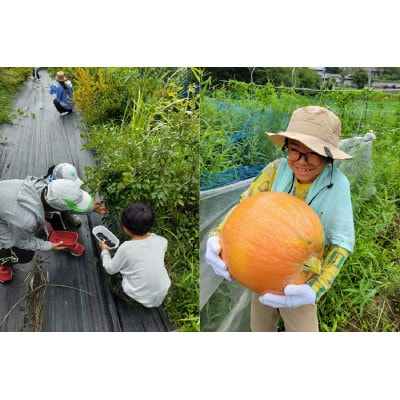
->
201, 81, 400, 189
70, 67, 200, 331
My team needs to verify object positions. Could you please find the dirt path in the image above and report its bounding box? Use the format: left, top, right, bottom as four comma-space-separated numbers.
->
0, 69, 172, 332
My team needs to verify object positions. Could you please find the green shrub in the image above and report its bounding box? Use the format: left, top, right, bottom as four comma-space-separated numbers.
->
0, 67, 31, 123
77, 67, 200, 331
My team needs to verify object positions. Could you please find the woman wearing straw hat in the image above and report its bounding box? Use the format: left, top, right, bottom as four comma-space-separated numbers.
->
205, 106, 355, 332
51, 71, 74, 116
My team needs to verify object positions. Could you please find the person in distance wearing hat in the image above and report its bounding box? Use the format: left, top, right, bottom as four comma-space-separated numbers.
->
51, 71, 74, 116
0, 177, 95, 283
206, 106, 355, 332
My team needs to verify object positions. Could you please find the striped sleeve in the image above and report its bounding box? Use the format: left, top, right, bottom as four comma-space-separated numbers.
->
308, 245, 350, 300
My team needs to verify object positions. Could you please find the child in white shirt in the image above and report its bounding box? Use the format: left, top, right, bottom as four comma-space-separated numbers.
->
98, 202, 171, 308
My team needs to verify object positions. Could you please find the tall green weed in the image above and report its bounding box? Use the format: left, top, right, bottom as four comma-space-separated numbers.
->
0, 67, 31, 124
75, 67, 200, 331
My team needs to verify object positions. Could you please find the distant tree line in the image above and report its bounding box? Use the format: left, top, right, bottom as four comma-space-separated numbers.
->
203, 67, 400, 90
203, 67, 322, 89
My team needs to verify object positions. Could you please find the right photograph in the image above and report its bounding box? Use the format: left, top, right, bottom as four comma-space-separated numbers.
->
200, 67, 400, 332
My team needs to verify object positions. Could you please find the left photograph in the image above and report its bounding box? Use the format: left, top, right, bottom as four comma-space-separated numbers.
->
0, 67, 199, 332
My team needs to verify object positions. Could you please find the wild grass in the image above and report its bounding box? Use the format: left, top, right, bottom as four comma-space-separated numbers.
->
317, 128, 400, 331
0, 67, 31, 124
71, 67, 200, 331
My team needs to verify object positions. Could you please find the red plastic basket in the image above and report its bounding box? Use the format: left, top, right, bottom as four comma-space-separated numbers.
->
49, 231, 78, 246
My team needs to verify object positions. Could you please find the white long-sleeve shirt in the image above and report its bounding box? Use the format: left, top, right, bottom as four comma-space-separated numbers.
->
101, 233, 171, 308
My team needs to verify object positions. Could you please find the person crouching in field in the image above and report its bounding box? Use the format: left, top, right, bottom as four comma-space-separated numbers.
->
98, 202, 171, 308
0, 178, 94, 283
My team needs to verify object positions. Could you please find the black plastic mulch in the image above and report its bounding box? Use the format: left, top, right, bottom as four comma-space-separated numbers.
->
0, 69, 174, 332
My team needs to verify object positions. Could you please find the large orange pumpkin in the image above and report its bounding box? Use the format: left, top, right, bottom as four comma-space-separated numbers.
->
220, 192, 325, 295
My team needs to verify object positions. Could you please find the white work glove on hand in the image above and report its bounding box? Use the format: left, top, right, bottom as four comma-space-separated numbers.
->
205, 236, 231, 281
259, 284, 316, 308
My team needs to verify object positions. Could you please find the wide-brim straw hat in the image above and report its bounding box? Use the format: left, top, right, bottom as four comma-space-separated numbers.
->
266, 106, 352, 160
55, 71, 67, 82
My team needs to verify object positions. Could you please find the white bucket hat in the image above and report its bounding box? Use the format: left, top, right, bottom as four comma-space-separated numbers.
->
266, 106, 353, 160
53, 163, 83, 186
45, 179, 93, 213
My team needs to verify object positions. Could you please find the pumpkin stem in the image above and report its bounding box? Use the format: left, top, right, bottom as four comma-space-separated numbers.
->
303, 255, 322, 275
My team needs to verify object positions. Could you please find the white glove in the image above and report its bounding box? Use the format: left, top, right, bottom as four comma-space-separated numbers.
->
205, 236, 231, 281
259, 284, 316, 308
